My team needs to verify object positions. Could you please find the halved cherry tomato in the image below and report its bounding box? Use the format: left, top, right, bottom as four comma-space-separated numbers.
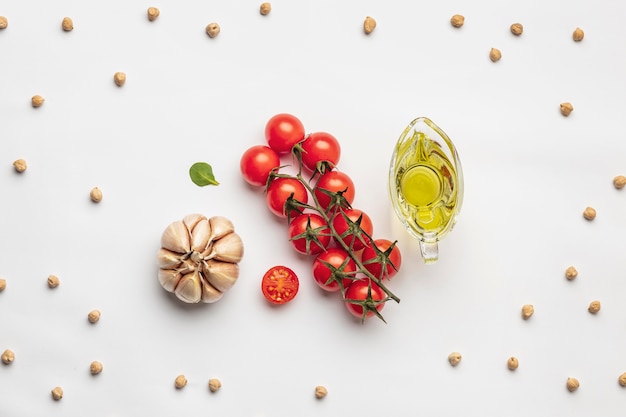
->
240, 145, 280, 187
288, 213, 331, 255
265, 113, 305, 154
313, 170, 355, 211
331, 208, 373, 251
361, 239, 402, 280
300, 131, 341, 171
266, 177, 308, 218
344, 279, 386, 319
312, 248, 356, 292
261, 265, 299, 305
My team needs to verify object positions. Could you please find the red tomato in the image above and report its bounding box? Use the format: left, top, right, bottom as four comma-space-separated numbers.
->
312, 248, 356, 292
240, 145, 280, 187
361, 239, 402, 280
313, 170, 355, 211
266, 177, 308, 218
344, 279, 386, 319
265, 113, 305, 154
261, 266, 299, 305
331, 208, 373, 251
288, 213, 331, 255
300, 132, 341, 171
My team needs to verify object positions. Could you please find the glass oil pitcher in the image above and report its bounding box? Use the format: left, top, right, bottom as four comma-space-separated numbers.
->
389, 117, 464, 264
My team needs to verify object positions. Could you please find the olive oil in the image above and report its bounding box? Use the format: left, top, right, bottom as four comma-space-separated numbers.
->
389, 117, 463, 263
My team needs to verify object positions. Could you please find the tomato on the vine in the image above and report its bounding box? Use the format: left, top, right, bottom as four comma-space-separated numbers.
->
288, 213, 331, 255
300, 131, 341, 171
344, 279, 386, 319
266, 177, 308, 218
312, 248, 357, 292
313, 170, 355, 211
265, 113, 305, 154
261, 265, 299, 305
361, 239, 402, 280
240, 145, 280, 187
331, 208, 373, 251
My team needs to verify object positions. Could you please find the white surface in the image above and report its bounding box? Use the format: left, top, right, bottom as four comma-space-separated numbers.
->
1, 1, 626, 416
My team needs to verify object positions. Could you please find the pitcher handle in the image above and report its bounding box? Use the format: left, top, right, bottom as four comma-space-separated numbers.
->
419, 241, 439, 264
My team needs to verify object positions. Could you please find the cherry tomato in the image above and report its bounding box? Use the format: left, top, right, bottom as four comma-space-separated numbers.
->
261, 265, 299, 305
361, 239, 402, 280
300, 132, 341, 171
240, 145, 280, 187
288, 213, 331, 255
266, 177, 308, 218
331, 208, 373, 251
313, 170, 355, 211
344, 279, 386, 319
265, 113, 305, 154
312, 248, 356, 292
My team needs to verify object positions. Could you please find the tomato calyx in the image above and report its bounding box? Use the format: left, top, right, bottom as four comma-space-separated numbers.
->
317, 256, 357, 291
334, 211, 372, 251
314, 186, 352, 214
288, 215, 331, 255
361, 240, 401, 280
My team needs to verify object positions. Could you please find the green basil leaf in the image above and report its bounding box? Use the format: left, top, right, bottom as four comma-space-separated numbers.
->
189, 162, 220, 187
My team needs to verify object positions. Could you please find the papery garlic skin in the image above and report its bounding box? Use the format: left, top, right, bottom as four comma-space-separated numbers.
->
157, 214, 243, 303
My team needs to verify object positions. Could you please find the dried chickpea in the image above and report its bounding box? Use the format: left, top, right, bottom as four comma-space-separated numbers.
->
51, 386, 63, 400
566, 377, 579, 392
0, 16, 7, 29
510, 23, 523, 36
315, 385, 328, 399
0, 278, 6, 292
489, 48, 502, 62
13, 159, 27, 173
1, 349, 15, 364
88, 309, 101, 323
31, 95, 45, 108
613, 175, 626, 189
175, 374, 188, 389
363, 16, 376, 34
90, 361, 103, 375
260, 3, 271, 16
61, 17, 73, 32
507, 356, 519, 370
448, 352, 462, 366
206, 23, 220, 38
113, 72, 126, 87
583, 206, 596, 221
588, 300, 601, 314
450, 14, 465, 28
565, 266, 578, 280
521, 304, 534, 320
619, 372, 626, 387
90, 187, 103, 203
208, 378, 222, 392
47, 274, 60, 288
560, 102, 574, 116
573, 27, 584, 41
147, 7, 160, 21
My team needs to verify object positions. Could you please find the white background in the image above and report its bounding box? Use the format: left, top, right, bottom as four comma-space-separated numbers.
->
1, 1, 626, 416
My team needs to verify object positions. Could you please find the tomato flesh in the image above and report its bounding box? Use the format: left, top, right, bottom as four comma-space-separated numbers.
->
262, 266, 299, 304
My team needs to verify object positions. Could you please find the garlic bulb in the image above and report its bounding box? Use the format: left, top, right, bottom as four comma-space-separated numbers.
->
157, 214, 244, 303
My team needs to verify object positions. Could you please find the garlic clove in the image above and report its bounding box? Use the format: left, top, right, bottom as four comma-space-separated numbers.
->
183, 213, 206, 232
203, 260, 239, 292
156, 248, 183, 269
200, 277, 224, 303
161, 221, 191, 254
209, 216, 235, 242
209, 232, 244, 263
175, 271, 202, 303
158, 269, 182, 292
190, 218, 211, 252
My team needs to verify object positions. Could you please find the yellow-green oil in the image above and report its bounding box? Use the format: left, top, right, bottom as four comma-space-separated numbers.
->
393, 131, 458, 238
